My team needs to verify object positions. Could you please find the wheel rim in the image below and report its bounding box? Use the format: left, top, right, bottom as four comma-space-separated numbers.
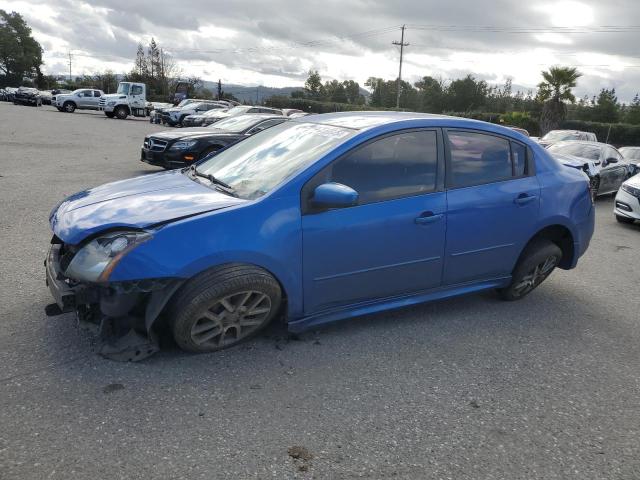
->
65, 104, 74, 112
190, 291, 272, 347
512, 255, 558, 297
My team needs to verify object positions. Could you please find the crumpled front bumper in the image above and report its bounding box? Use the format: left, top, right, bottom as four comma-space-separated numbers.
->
45, 243, 183, 361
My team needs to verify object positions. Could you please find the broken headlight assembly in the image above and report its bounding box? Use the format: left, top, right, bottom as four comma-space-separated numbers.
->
65, 231, 152, 283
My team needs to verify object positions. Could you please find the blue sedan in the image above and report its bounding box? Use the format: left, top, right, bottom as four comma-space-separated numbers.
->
45, 112, 595, 360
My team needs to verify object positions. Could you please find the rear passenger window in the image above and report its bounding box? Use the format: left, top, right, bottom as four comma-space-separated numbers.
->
447, 131, 518, 188
328, 130, 438, 204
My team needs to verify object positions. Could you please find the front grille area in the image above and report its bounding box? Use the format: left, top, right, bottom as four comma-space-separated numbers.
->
144, 137, 168, 152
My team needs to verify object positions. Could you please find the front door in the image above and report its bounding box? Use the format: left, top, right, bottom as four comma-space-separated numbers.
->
599, 146, 629, 194
443, 130, 540, 285
301, 129, 446, 314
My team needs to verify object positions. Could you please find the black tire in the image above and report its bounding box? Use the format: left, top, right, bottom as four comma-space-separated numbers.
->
104, 112, 115, 118
616, 214, 635, 224
168, 264, 282, 353
115, 106, 128, 119
498, 239, 562, 301
63, 101, 76, 113
589, 175, 600, 202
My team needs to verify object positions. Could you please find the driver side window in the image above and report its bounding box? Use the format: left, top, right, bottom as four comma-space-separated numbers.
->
321, 130, 438, 205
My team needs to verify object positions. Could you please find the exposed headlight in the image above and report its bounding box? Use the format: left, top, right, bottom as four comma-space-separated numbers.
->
65, 231, 152, 282
622, 183, 640, 197
107, 101, 116, 106
170, 140, 198, 150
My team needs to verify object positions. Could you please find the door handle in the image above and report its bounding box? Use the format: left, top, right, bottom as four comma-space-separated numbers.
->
414, 212, 443, 225
514, 193, 537, 205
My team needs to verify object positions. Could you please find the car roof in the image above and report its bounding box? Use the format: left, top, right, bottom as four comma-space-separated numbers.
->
300, 111, 499, 132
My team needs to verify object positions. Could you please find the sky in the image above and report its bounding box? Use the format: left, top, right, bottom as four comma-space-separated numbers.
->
2, 0, 640, 101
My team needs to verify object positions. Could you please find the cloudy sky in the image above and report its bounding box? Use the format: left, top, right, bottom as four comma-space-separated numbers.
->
2, 0, 640, 101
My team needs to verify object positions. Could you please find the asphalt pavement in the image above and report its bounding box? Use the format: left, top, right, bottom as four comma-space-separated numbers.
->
0, 102, 639, 479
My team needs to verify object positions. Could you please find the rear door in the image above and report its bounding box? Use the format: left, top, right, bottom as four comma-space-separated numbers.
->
443, 130, 540, 285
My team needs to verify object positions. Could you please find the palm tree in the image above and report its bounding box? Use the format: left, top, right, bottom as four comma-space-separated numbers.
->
537, 66, 582, 135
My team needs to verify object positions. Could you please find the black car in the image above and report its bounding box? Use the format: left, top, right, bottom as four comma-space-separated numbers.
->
141, 114, 288, 169
13, 87, 41, 106
549, 140, 631, 200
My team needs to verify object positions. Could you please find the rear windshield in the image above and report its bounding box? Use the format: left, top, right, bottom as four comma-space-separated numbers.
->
620, 148, 640, 160
207, 115, 274, 133
542, 131, 580, 142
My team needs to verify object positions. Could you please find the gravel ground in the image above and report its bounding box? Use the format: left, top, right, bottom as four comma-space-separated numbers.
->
0, 102, 639, 480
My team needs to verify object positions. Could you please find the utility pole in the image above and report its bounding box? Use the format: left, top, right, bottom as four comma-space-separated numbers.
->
392, 25, 409, 109
67, 51, 72, 82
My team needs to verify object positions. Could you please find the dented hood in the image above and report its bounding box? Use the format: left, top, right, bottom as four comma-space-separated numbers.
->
50, 170, 245, 244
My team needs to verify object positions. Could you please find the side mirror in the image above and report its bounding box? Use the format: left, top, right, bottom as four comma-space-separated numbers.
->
606, 157, 619, 164
311, 183, 358, 209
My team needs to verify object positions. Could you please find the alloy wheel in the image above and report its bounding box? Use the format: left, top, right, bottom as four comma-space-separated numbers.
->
512, 255, 558, 298
190, 291, 272, 347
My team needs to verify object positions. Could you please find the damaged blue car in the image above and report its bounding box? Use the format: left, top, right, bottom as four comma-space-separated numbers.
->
45, 112, 595, 360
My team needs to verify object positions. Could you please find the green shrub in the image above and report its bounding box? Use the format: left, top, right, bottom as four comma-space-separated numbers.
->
265, 96, 396, 113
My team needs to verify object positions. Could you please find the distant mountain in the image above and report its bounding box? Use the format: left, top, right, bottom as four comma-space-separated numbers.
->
200, 81, 370, 104
201, 81, 305, 104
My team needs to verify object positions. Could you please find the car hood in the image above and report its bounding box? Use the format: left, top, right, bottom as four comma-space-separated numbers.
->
624, 173, 640, 188
50, 170, 246, 244
148, 128, 236, 140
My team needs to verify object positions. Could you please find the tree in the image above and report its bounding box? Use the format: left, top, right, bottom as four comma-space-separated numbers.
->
592, 88, 619, 123
445, 75, 488, 112
415, 76, 445, 113
0, 10, 43, 87
624, 94, 640, 125
304, 70, 323, 98
537, 66, 582, 135
134, 43, 147, 77
323, 79, 347, 103
343, 80, 364, 104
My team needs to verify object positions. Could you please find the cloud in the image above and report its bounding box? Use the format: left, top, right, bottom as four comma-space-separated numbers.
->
1, 0, 639, 100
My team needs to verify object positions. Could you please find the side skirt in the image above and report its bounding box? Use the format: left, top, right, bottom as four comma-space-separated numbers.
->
287, 276, 512, 333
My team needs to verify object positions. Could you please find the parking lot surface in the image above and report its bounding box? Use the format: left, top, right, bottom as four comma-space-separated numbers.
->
1, 102, 639, 479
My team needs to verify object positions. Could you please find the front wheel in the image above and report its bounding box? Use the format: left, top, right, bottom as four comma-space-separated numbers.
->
63, 101, 76, 113
168, 264, 282, 353
499, 240, 562, 301
589, 175, 600, 202
114, 106, 128, 119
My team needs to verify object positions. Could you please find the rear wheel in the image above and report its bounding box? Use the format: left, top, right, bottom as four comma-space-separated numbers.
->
63, 101, 76, 113
168, 264, 281, 353
616, 214, 635, 224
499, 240, 562, 301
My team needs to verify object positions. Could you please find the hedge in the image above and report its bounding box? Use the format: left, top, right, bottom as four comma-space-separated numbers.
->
559, 120, 640, 147
264, 96, 405, 113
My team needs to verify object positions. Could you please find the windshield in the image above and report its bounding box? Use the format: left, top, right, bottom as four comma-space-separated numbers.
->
542, 131, 580, 142
196, 122, 353, 199
620, 147, 640, 160
549, 142, 602, 160
207, 115, 273, 133
226, 106, 250, 116
117, 83, 130, 95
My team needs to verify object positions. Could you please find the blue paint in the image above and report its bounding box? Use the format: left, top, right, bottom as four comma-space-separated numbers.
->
49, 112, 595, 331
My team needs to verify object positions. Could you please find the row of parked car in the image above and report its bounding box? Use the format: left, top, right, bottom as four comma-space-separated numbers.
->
530, 129, 640, 224
148, 98, 307, 127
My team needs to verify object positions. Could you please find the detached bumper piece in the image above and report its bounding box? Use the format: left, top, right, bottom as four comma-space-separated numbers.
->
45, 244, 182, 362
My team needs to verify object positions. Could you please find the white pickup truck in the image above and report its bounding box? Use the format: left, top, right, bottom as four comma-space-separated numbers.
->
53, 88, 104, 113
98, 82, 147, 119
